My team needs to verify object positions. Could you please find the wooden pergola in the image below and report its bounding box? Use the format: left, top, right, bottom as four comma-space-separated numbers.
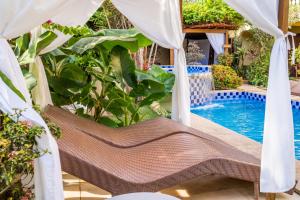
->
170, 0, 289, 67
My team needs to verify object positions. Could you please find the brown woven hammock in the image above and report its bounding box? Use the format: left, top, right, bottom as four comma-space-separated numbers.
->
44, 105, 260, 199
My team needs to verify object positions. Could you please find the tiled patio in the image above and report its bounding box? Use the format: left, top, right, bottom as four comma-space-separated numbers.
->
63, 172, 300, 199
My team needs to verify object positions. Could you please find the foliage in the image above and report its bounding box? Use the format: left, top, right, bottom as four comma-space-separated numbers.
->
243, 28, 273, 87
42, 22, 92, 37
0, 110, 45, 200
232, 27, 274, 86
217, 53, 233, 66
87, 0, 131, 30
244, 28, 274, 53
42, 28, 175, 127
246, 52, 270, 87
212, 65, 242, 90
0, 71, 26, 101
182, 0, 244, 26
10, 30, 59, 93
289, 4, 300, 25
293, 45, 300, 65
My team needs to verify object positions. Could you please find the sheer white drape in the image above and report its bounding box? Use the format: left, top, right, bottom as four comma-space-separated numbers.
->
31, 0, 104, 109
0, 0, 101, 199
224, 0, 295, 192
112, 0, 191, 126
206, 33, 225, 55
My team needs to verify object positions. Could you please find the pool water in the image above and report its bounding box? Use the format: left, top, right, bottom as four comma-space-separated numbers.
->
191, 99, 300, 159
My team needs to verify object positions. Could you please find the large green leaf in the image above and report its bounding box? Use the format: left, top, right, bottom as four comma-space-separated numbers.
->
110, 46, 137, 88
60, 63, 87, 85
139, 93, 166, 107
14, 33, 30, 58
23, 70, 37, 91
97, 117, 119, 128
135, 65, 175, 93
48, 77, 84, 96
19, 31, 57, 65
51, 92, 72, 106
96, 29, 152, 48
69, 36, 137, 54
68, 28, 152, 54
0, 71, 25, 101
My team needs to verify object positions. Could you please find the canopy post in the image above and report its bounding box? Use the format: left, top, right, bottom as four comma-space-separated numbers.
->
278, 0, 289, 33
170, 49, 175, 65
224, 31, 230, 55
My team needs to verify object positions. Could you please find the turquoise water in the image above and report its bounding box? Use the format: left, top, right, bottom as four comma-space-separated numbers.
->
191, 99, 300, 159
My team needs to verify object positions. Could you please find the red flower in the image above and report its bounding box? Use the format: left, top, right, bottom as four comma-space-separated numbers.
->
46, 19, 53, 24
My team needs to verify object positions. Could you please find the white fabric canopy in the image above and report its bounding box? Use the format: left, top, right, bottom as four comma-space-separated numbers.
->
206, 33, 225, 55
0, 0, 102, 199
224, 0, 295, 192
1, 0, 295, 197
112, 0, 191, 126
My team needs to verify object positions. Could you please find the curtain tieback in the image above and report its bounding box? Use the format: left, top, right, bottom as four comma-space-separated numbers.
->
285, 32, 296, 65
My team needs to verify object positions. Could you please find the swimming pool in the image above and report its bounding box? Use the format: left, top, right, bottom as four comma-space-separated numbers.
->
191, 91, 300, 159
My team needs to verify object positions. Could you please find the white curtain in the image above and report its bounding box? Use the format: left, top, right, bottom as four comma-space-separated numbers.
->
206, 33, 225, 55
224, 0, 295, 192
0, 0, 102, 199
31, 0, 104, 109
112, 0, 191, 126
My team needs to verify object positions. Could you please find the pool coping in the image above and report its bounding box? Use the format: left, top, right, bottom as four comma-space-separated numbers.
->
238, 84, 300, 102
190, 113, 300, 194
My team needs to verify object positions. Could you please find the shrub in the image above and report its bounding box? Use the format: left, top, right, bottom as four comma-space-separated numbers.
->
0, 110, 43, 199
217, 53, 233, 66
0, 110, 61, 199
246, 52, 270, 87
212, 65, 242, 90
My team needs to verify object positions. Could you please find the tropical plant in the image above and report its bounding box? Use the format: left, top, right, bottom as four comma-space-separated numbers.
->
212, 65, 242, 90
182, 0, 244, 27
10, 30, 58, 93
42, 28, 175, 127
